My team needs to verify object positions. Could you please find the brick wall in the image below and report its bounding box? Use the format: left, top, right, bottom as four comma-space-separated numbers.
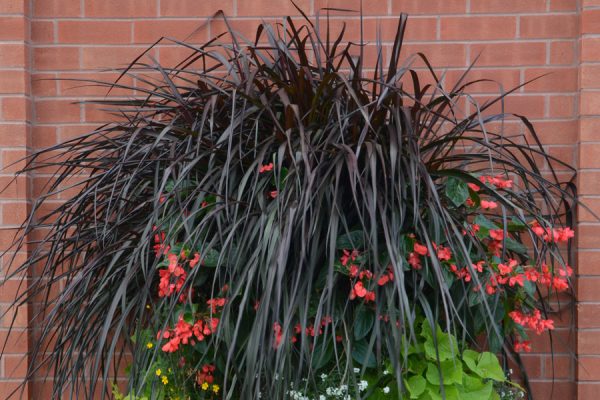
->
0, 0, 592, 398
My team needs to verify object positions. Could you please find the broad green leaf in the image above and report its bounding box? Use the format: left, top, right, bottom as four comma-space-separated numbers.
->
425, 360, 462, 385
443, 386, 461, 400
201, 248, 222, 267
440, 360, 463, 385
476, 352, 506, 382
352, 340, 377, 368
311, 341, 333, 370
461, 376, 494, 400
504, 237, 528, 255
474, 214, 499, 231
424, 384, 443, 400
462, 350, 480, 375
354, 305, 375, 340
464, 350, 505, 382
405, 375, 427, 399
336, 230, 365, 249
422, 325, 458, 362
446, 177, 470, 207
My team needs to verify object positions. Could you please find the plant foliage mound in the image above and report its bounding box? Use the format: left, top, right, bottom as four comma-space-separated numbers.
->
2, 10, 575, 400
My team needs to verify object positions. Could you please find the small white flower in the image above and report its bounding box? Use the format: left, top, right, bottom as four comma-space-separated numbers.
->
353, 367, 360, 374
358, 380, 369, 392
383, 369, 390, 375
320, 373, 328, 381
319, 396, 326, 400
383, 386, 390, 394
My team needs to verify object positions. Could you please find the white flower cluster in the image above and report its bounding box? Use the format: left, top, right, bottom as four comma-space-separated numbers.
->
286, 369, 393, 399
287, 390, 311, 400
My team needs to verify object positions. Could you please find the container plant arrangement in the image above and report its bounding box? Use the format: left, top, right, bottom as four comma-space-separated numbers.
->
2, 10, 575, 400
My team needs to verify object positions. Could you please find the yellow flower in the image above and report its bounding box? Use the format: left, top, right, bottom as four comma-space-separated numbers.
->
161, 376, 168, 385
212, 384, 220, 394
155, 369, 162, 376
201, 382, 209, 391
168, 368, 172, 373
146, 342, 153, 349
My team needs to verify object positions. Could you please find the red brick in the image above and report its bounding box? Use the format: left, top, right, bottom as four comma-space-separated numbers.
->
577, 304, 600, 332
529, 120, 577, 145
578, 383, 600, 399
0, 44, 26, 68
440, 16, 516, 40
1, 97, 30, 121
544, 355, 574, 379
157, 45, 205, 68
576, 225, 600, 249
0, 330, 28, 353
81, 46, 152, 70
31, 20, 54, 44
0, 0, 26, 14
520, 15, 578, 39
34, 47, 80, 71
208, 18, 276, 41
31, 73, 57, 97
550, 0, 578, 10
3, 354, 28, 379
0, 17, 26, 40
402, 17, 438, 42
60, 125, 95, 141
83, 102, 113, 123
524, 68, 577, 93
0, 71, 26, 94
320, 17, 437, 43
392, 0, 466, 14
473, 94, 546, 119
315, 0, 388, 15
529, 328, 575, 354
582, 38, 600, 62
550, 41, 576, 65
238, 0, 311, 16
578, 277, 600, 301
528, 381, 575, 400
470, 42, 546, 67
581, 92, 600, 117
549, 95, 576, 119
471, 0, 546, 12
84, 0, 157, 17
402, 43, 466, 67
548, 148, 575, 170
33, 0, 81, 17
579, 356, 600, 381
1, 149, 27, 174
160, 0, 233, 17
133, 20, 207, 44
57, 72, 134, 97
583, 9, 600, 34
578, 330, 600, 354
58, 21, 132, 44
580, 118, 600, 141
35, 100, 81, 123
0, 125, 28, 147
32, 126, 57, 148
582, 65, 600, 89
446, 68, 520, 94
580, 172, 600, 195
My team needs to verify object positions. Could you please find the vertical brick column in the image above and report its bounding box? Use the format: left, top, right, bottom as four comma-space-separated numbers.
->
577, 1, 600, 398
0, 0, 30, 399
